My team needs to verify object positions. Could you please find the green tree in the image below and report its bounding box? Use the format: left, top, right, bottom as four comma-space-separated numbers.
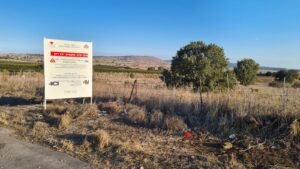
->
265, 71, 273, 77
275, 69, 299, 83
158, 66, 164, 71
234, 59, 259, 86
162, 41, 235, 91
147, 67, 156, 71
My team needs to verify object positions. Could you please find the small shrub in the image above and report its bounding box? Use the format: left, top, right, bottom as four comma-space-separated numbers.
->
80, 137, 92, 152
290, 119, 300, 138
32, 121, 49, 138
59, 113, 72, 130
149, 110, 164, 128
61, 139, 74, 151
100, 102, 123, 115
158, 66, 164, 71
269, 81, 284, 88
0, 112, 8, 125
147, 67, 156, 71
79, 104, 99, 118
95, 129, 110, 150
129, 73, 135, 78
292, 82, 300, 88
127, 106, 147, 124
124, 80, 130, 85
47, 105, 67, 115
163, 116, 187, 131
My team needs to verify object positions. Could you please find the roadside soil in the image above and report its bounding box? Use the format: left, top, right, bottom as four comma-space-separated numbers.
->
0, 127, 91, 169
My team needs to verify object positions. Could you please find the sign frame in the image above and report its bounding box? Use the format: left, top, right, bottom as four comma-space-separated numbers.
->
43, 38, 93, 109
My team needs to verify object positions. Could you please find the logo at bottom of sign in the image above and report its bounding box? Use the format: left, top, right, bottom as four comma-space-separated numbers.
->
49, 81, 59, 86
83, 80, 89, 85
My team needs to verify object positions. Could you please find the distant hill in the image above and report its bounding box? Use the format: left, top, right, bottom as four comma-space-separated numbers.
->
94, 55, 169, 69
0, 54, 298, 71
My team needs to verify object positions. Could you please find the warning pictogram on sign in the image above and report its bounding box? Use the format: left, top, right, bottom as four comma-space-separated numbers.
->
50, 58, 56, 63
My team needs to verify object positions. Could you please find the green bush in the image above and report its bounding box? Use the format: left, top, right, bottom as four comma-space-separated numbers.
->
0, 61, 43, 72
275, 69, 299, 83
158, 66, 164, 71
234, 59, 259, 86
147, 67, 156, 71
129, 73, 135, 78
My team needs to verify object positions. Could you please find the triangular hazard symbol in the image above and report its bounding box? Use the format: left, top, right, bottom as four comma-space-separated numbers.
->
50, 58, 56, 63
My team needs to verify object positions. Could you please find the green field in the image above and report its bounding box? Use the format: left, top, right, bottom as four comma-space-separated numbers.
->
0, 60, 43, 72
0, 60, 162, 74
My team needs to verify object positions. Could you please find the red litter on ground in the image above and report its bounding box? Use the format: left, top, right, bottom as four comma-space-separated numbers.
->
184, 131, 192, 139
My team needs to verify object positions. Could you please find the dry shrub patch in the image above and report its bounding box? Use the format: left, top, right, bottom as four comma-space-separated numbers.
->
149, 110, 164, 128
127, 106, 147, 124
80, 137, 92, 152
163, 116, 187, 131
61, 139, 74, 152
95, 129, 110, 150
59, 113, 72, 130
100, 101, 124, 115
47, 105, 67, 115
76, 104, 99, 119
32, 121, 49, 138
290, 119, 300, 139
292, 81, 300, 88
82, 104, 99, 117
0, 112, 8, 125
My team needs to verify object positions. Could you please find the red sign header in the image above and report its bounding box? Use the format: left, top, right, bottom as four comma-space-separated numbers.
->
50, 51, 88, 58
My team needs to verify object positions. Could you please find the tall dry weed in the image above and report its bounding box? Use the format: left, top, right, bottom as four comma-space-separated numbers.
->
59, 113, 72, 130
95, 129, 110, 150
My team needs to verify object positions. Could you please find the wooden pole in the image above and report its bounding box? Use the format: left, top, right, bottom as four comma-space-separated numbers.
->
199, 78, 203, 106
227, 72, 229, 93
43, 99, 47, 110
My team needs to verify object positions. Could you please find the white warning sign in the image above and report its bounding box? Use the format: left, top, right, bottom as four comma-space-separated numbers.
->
44, 38, 93, 100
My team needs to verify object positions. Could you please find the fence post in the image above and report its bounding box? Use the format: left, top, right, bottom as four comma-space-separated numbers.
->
43, 99, 47, 110
199, 78, 203, 106
226, 72, 229, 93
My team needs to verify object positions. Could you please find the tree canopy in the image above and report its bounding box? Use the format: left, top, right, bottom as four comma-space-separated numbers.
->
234, 59, 259, 86
275, 69, 299, 83
162, 41, 236, 91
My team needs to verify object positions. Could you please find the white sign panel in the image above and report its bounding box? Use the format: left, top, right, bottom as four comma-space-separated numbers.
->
44, 38, 93, 100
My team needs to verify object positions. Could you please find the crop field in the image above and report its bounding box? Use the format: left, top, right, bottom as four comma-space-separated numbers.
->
0, 72, 300, 168
0, 60, 162, 74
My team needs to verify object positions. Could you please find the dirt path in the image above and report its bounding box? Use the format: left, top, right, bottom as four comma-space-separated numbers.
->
0, 127, 91, 169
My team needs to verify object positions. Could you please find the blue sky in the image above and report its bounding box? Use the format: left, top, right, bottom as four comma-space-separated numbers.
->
0, 0, 299, 69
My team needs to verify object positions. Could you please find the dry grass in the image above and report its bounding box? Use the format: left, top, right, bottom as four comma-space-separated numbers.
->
0, 72, 43, 97
100, 101, 124, 115
0, 112, 8, 125
80, 137, 92, 152
59, 113, 72, 130
78, 104, 99, 118
127, 106, 147, 124
149, 110, 163, 128
61, 139, 74, 152
163, 116, 187, 131
290, 119, 300, 138
1, 72, 300, 168
95, 129, 110, 150
32, 121, 49, 138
